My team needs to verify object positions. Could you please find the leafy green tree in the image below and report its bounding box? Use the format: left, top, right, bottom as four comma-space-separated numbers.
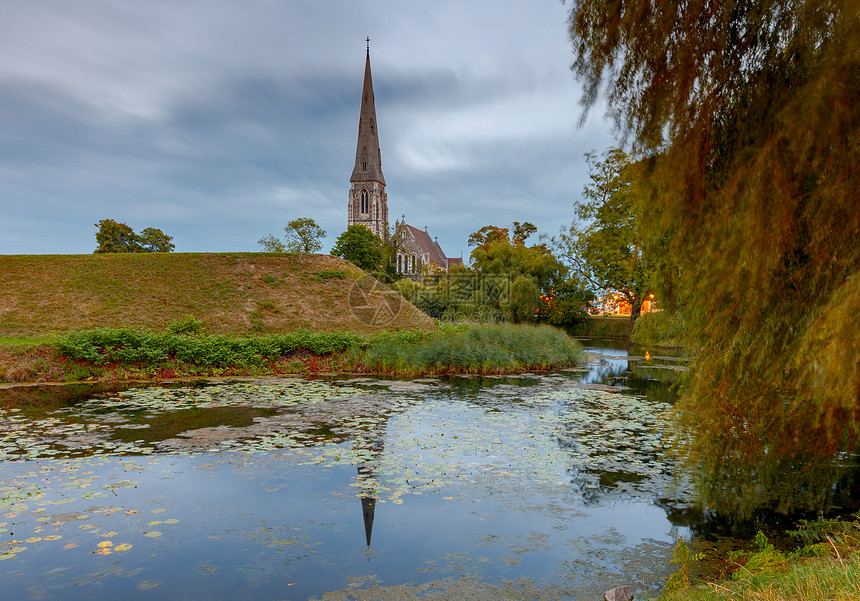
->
94, 219, 142, 253
566, 0, 860, 514
284, 218, 326, 253
258, 234, 286, 253
470, 227, 565, 295
510, 275, 541, 323
556, 149, 651, 328
467, 224, 587, 325
259, 217, 326, 254
544, 280, 594, 329
94, 220, 174, 253
331, 225, 385, 272
139, 227, 175, 253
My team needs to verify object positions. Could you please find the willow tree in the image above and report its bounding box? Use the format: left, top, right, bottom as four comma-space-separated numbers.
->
566, 0, 860, 514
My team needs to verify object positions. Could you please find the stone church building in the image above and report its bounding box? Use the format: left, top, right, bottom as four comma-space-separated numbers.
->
347, 43, 461, 276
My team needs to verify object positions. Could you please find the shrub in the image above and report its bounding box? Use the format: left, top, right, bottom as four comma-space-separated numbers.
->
53, 328, 367, 369
317, 269, 348, 281
166, 315, 203, 335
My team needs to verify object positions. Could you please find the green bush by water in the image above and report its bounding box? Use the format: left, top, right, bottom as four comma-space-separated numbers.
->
353, 323, 584, 374
55, 328, 364, 368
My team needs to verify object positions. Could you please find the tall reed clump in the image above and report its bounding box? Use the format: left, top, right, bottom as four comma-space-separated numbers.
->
54, 328, 364, 368
351, 323, 583, 375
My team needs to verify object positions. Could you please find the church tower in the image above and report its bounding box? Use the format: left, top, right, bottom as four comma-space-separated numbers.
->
348, 39, 388, 238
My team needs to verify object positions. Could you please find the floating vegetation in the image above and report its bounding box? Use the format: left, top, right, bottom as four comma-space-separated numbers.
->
0, 379, 362, 461
0, 371, 690, 599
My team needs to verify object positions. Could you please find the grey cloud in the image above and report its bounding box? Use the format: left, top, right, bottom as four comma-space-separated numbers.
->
0, 0, 614, 257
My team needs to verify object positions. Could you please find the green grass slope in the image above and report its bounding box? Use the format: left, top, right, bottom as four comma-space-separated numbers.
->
0, 253, 433, 338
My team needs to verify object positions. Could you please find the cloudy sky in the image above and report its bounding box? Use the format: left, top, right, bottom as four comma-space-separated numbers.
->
1, 0, 614, 258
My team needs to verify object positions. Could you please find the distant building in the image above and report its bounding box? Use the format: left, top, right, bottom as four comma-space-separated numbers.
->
393, 218, 463, 276
347, 41, 460, 276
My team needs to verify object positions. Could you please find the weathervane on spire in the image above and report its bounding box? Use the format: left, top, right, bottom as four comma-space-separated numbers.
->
366, 37, 370, 51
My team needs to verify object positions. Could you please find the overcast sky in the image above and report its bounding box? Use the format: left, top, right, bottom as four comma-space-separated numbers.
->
0, 0, 614, 258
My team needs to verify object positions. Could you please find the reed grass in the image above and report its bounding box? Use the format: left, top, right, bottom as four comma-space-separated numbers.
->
351, 323, 584, 375
659, 553, 860, 601
658, 517, 860, 601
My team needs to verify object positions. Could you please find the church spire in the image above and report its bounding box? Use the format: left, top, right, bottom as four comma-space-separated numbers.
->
350, 40, 385, 185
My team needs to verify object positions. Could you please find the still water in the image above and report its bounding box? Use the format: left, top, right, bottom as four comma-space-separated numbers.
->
1, 342, 700, 600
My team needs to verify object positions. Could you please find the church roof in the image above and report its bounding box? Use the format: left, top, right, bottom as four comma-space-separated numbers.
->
404, 224, 449, 268
350, 45, 385, 186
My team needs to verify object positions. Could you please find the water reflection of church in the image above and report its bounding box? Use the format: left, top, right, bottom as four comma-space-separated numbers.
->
347, 41, 462, 278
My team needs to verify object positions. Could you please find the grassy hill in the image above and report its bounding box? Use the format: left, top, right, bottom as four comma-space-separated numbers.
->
0, 253, 433, 339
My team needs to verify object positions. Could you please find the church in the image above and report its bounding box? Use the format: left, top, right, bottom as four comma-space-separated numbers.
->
347, 41, 461, 276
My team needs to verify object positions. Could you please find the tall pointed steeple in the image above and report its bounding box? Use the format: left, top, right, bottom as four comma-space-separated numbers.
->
348, 39, 388, 238
351, 41, 385, 185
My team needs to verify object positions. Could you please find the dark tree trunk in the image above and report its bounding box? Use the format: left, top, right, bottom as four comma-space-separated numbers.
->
628, 298, 643, 330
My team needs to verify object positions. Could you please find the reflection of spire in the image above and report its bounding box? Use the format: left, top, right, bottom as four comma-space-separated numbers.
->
361, 495, 376, 546
355, 421, 386, 547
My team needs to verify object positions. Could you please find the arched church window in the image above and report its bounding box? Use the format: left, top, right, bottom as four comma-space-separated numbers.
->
398, 255, 402, 273
360, 190, 369, 214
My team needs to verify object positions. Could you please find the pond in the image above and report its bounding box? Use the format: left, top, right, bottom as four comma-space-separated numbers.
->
0, 342, 715, 600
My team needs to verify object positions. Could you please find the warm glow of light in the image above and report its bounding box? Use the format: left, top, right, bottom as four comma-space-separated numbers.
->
645, 351, 651, 361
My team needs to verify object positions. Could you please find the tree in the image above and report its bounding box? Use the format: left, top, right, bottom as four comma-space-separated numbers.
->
94, 219, 142, 253
284, 218, 326, 253
512, 221, 537, 246
556, 149, 650, 328
258, 217, 326, 254
94, 220, 174, 253
467, 224, 583, 324
510, 275, 541, 323
331, 225, 385, 272
258, 234, 286, 253
543, 279, 594, 329
467, 225, 509, 249
566, 0, 860, 514
139, 227, 175, 253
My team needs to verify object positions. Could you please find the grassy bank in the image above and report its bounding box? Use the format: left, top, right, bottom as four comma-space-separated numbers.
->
0, 252, 433, 337
0, 323, 584, 384
657, 517, 860, 601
